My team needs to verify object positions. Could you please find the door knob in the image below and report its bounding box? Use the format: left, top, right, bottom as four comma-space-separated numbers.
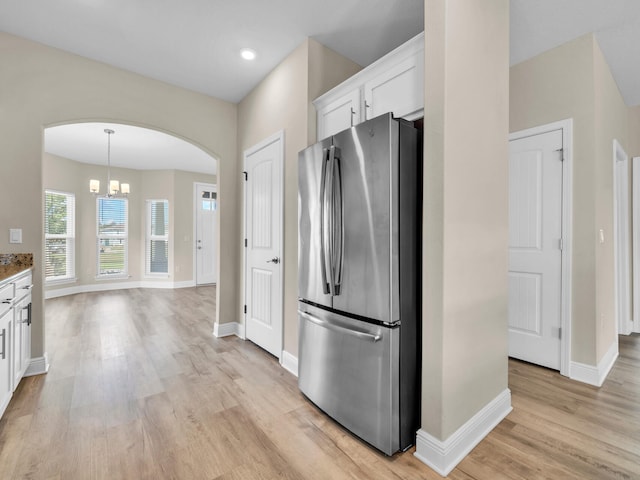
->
267, 256, 280, 264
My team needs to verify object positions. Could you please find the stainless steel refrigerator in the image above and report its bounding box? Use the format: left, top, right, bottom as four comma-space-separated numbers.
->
297, 112, 422, 455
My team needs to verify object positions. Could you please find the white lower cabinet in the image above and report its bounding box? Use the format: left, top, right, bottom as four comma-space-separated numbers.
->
0, 307, 12, 417
0, 269, 32, 418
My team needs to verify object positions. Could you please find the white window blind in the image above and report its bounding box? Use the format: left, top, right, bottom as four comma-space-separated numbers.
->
146, 200, 169, 275
45, 190, 75, 281
97, 197, 128, 276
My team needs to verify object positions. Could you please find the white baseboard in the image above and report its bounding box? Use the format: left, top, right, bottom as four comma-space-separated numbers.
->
213, 321, 243, 338
280, 350, 298, 377
414, 388, 512, 477
569, 340, 618, 387
45, 279, 198, 299
24, 354, 49, 377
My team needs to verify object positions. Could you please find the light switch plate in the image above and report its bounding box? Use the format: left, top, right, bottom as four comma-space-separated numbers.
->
9, 228, 22, 244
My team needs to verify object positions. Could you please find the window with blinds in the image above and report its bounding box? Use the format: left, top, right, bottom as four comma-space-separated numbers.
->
146, 200, 169, 275
45, 190, 75, 281
97, 197, 128, 276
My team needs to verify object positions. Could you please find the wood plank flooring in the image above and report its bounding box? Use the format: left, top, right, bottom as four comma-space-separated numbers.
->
0, 287, 639, 479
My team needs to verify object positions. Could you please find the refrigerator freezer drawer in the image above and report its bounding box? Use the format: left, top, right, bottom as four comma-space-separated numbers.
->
297, 303, 400, 455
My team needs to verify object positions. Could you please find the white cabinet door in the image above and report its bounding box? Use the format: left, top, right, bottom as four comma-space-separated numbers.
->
317, 88, 360, 140
12, 301, 23, 389
363, 52, 424, 121
0, 308, 12, 416
17, 296, 30, 381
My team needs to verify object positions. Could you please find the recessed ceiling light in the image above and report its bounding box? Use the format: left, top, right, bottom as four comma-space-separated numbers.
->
240, 48, 256, 61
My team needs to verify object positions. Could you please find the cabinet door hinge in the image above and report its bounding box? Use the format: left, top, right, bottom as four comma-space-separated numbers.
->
244, 238, 248, 248
558, 327, 562, 339
243, 171, 248, 181
555, 148, 565, 161
559, 238, 564, 250
243, 305, 247, 314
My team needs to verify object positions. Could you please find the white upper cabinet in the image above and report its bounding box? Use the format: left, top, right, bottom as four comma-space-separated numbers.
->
363, 51, 424, 122
314, 32, 424, 140
317, 88, 361, 142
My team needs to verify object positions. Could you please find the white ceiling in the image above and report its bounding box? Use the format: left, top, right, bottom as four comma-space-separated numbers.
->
6, 1, 640, 171
45, 123, 217, 175
511, 0, 640, 106
0, 0, 424, 104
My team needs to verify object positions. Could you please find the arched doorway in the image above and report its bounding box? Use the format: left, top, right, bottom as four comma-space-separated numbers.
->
42, 121, 220, 326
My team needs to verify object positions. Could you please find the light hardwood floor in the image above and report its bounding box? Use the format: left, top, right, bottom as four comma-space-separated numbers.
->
0, 287, 639, 479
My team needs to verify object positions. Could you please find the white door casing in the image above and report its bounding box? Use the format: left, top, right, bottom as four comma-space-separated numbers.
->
631, 157, 640, 333
243, 132, 284, 359
613, 140, 632, 335
195, 183, 217, 285
508, 120, 572, 375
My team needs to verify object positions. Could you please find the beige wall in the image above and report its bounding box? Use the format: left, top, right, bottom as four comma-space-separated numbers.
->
0, 32, 238, 358
593, 39, 630, 359
510, 34, 632, 365
43, 153, 215, 289
422, 0, 510, 439
237, 39, 360, 356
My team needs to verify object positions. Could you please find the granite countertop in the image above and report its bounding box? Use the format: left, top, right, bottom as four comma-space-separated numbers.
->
0, 254, 33, 283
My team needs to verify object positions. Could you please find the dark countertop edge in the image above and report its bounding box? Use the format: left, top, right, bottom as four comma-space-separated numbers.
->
0, 267, 34, 286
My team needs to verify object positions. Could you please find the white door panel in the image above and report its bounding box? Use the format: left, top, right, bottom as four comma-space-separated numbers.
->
244, 133, 283, 358
196, 183, 217, 285
509, 129, 563, 370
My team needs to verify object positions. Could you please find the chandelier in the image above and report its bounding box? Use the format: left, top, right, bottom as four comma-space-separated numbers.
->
89, 128, 130, 197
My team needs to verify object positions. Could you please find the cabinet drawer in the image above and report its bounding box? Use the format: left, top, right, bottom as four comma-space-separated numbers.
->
14, 272, 32, 292
0, 283, 13, 306
13, 273, 32, 302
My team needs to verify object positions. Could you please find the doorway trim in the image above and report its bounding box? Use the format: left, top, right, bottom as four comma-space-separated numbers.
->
613, 140, 632, 335
632, 157, 640, 333
242, 130, 285, 354
509, 118, 573, 377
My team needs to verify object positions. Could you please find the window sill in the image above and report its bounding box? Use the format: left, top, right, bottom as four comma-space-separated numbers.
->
45, 277, 77, 286
95, 274, 130, 281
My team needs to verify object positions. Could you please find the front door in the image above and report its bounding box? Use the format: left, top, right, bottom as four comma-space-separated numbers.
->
244, 133, 283, 358
508, 128, 563, 370
195, 183, 217, 285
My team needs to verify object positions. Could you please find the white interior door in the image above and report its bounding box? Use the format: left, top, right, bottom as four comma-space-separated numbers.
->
244, 132, 283, 358
195, 183, 217, 285
508, 129, 563, 370
613, 140, 632, 335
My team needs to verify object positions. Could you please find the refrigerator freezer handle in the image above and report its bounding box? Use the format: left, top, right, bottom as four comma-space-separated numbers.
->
298, 310, 382, 342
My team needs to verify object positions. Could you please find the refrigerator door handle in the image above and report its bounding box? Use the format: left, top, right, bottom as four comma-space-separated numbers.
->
298, 310, 382, 342
331, 146, 344, 296
319, 148, 330, 295
325, 147, 337, 296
